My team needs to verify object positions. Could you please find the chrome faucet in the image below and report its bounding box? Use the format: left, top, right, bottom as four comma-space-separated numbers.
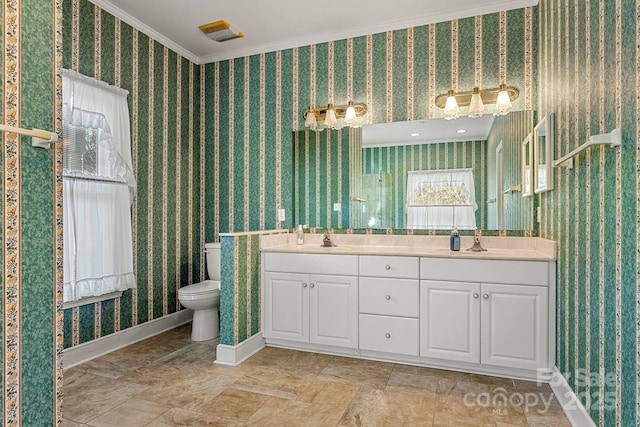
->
468, 229, 487, 252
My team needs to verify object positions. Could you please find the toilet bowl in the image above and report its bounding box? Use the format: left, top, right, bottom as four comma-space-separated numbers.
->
178, 242, 221, 341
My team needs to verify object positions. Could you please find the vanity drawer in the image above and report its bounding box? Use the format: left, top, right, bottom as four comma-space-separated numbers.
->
420, 257, 549, 286
359, 314, 419, 356
359, 277, 419, 317
359, 256, 419, 279
264, 252, 358, 276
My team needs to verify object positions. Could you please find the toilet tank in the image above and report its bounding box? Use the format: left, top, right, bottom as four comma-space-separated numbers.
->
205, 242, 221, 281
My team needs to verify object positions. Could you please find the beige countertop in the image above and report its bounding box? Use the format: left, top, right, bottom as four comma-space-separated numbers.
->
259, 233, 556, 262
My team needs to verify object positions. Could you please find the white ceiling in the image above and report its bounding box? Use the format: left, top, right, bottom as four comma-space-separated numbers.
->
90, 0, 537, 64
361, 115, 496, 147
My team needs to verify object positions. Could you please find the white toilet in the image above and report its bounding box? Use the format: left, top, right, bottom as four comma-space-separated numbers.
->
178, 242, 221, 341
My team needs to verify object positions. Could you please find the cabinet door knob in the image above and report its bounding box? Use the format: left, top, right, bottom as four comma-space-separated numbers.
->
385, 333, 391, 338
473, 293, 479, 299
385, 294, 391, 300
483, 293, 489, 299
385, 265, 391, 270
310, 283, 315, 288
302, 282, 307, 288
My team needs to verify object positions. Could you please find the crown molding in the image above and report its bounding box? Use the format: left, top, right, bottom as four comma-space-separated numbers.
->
88, 0, 200, 64
90, 0, 537, 65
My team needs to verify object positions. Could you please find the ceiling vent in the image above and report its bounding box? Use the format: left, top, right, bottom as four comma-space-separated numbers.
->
199, 20, 244, 42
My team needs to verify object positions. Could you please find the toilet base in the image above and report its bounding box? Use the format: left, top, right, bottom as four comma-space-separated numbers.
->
191, 307, 220, 341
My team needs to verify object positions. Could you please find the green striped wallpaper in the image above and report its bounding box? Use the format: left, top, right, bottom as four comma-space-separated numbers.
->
60, 0, 205, 349
207, 8, 536, 235
1, 0, 60, 424
537, 0, 638, 426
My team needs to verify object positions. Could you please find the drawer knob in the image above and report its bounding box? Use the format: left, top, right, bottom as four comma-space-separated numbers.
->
385, 265, 391, 270
385, 294, 391, 300
310, 283, 315, 288
473, 293, 479, 299
385, 333, 391, 339
483, 293, 489, 299
302, 282, 307, 288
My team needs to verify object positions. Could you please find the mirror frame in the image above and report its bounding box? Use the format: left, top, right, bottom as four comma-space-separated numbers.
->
534, 114, 554, 194
521, 132, 533, 197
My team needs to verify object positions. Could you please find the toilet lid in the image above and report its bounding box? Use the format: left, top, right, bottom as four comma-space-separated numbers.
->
178, 280, 220, 296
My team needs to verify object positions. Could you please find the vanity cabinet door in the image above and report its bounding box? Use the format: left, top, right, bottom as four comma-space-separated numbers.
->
420, 280, 481, 364
481, 283, 548, 371
263, 272, 309, 343
309, 274, 359, 349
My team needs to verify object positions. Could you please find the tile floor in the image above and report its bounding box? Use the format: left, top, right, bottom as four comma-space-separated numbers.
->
62, 324, 572, 426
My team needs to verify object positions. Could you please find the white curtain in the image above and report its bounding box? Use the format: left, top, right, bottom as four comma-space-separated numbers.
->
405, 168, 477, 230
62, 69, 137, 303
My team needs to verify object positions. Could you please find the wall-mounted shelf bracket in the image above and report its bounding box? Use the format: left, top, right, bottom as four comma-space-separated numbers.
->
0, 124, 58, 149
553, 128, 621, 169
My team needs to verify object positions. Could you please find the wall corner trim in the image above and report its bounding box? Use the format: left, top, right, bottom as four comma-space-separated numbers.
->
63, 310, 193, 369
548, 366, 597, 427
215, 333, 265, 366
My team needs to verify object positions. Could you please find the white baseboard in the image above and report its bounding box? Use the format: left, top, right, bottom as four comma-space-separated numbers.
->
63, 309, 193, 369
549, 367, 597, 427
215, 332, 265, 366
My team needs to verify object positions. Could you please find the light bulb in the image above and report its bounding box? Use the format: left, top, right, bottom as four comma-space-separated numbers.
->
344, 101, 357, 125
494, 84, 512, 116
325, 104, 338, 129
444, 90, 459, 120
304, 106, 317, 130
468, 87, 484, 118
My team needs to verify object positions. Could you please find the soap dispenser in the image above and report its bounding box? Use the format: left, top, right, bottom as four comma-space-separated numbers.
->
450, 227, 460, 251
296, 224, 304, 245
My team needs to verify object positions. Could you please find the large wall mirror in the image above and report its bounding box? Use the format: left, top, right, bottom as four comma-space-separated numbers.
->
292, 110, 536, 232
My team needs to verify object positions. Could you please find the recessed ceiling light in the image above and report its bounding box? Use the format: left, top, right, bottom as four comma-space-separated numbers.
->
411, 133, 420, 137
457, 129, 467, 134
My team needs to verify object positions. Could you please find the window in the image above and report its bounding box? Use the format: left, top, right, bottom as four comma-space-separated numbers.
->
62, 69, 137, 303
405, 168, 478, 230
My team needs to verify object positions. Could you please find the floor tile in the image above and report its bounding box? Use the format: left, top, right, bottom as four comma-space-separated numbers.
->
246, 396, 344, 426
62, 324, 572, 427
146, 407, 242, 426
85, 398, 169, 427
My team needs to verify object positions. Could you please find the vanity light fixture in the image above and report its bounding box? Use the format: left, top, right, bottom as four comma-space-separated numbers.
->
436, 84, 519, 119
443, 90, 460, 120
324, 104, 338, 129
303, 101, 368, 131
494, 83, 512, 116
468, 87, 485, 118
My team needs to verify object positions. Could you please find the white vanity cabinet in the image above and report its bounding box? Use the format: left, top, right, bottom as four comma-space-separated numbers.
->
358, 256, 420, 357
259, 240, 555, 381
263, 253, 359, 349
420, 258, 552, 374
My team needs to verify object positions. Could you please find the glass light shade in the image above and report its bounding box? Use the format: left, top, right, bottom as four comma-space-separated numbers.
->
344, 101, 357, 125
494, 84, 512, 116
304, 107, 317, 130
325, 104, 338, 128
468, 87, 484, 118
444, 90, 460, 120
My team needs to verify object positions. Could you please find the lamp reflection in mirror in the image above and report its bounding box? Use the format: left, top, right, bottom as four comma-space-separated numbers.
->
303, 101, 368, 131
